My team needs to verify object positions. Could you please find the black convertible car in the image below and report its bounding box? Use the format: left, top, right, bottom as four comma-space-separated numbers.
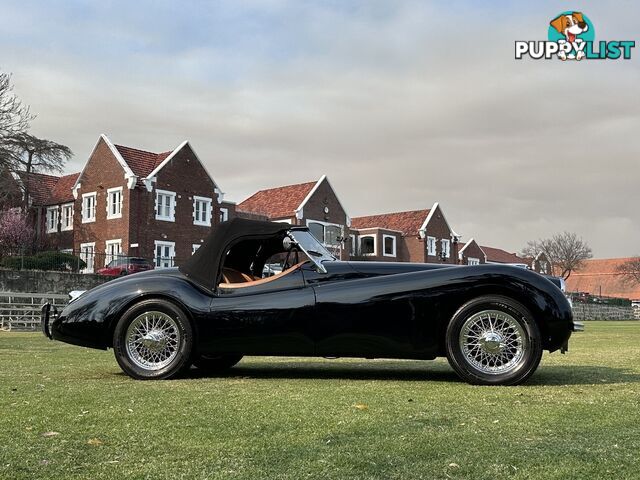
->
42, 218, 581, 385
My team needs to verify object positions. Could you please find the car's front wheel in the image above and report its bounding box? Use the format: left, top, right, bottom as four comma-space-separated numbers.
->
193, 354, 243, 373
113, 299, 193, 380
445, 296, 542, 386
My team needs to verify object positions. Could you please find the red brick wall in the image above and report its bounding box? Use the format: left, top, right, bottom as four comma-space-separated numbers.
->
132, 144, 219, 265
459, 240, 486, 265
423, 205, 456, 265
73, 138, 130, 258
351, 228, 403, 262
300, 178, 350, 260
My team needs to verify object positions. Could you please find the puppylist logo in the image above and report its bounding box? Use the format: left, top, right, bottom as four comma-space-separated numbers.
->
516, 11, 635, 61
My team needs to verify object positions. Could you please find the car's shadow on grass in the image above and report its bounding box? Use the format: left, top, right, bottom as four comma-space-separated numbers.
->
177, 361, 640, 386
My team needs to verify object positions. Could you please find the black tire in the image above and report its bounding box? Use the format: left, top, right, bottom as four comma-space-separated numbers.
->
113, 299, 194, 380
193, 354, 243, 373
445, 295, 542, 386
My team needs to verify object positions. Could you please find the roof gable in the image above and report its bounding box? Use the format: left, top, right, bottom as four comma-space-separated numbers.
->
114, 144, 172, 180
17, 172, 80, 206
352, 209, 430, 236
237, 180, 317, 219
481, 245, 526, 264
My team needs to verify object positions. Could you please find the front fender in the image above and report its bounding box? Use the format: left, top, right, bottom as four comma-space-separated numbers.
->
52, 272, 211, 349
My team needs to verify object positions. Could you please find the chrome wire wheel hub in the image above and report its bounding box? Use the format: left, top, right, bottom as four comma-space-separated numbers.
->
459, 309, 527, 375
126, 311, 181, 371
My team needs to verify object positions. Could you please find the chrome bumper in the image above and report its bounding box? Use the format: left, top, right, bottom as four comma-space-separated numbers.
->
41, 303, 54, 340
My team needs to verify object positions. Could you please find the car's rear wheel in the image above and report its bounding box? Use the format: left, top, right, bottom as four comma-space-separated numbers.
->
193, 354, 243, 373
445, 296, 542, 386
113, 299, 193, 380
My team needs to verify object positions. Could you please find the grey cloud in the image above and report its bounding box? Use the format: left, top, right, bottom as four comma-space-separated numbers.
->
4, 0, 639, 257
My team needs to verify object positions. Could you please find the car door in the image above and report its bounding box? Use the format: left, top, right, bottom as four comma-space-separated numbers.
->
200, 268, 316, 356
307, 265, 433, 359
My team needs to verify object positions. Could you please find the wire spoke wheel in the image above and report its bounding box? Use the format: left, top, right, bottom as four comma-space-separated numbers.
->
125, 311, 181, 371
459, 309, 528, 375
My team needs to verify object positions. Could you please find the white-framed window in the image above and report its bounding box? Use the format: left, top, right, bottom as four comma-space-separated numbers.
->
426, 236, 436, 256
468, 257, 480, 266
220, 207, 229, 223
105, 239, 122, 266
192, 244, 201, 255
82, 192, 97, 223
80, 242, 95, 273
441, 239, 451, 258
106, 187, 123, 219
383, 234, 396, 257
155, 240, 175, 268
540, 261, 548, 274
155, 190, 176, 222
307, 220, 341, 247
61, 203, 74, 231
193, 196, 212, 226
359, 235, 376, 256
349, 234, 356, 256
46, 206, 59, 233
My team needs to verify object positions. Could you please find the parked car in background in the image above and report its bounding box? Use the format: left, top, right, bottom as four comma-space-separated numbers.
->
97, 257, 154, 276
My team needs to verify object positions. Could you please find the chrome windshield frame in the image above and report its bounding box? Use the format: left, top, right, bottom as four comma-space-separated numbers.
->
288, 229, 336, 274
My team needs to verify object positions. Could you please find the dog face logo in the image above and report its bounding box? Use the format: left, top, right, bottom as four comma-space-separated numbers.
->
547, 11, 594, 60
550, 12, 588, 43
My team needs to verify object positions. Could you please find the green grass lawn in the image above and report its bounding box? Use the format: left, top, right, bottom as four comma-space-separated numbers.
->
1, 322, 640, 480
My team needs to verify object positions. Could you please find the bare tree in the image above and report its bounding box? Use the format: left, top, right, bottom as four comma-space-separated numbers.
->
0, 72, 33, 168
617, 257, 640, 285
0, 73, 32, 138
5, 133, 73, 208
522, 232, 592, 279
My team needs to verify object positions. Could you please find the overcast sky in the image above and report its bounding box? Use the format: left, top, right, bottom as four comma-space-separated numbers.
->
2, 1, 638, 257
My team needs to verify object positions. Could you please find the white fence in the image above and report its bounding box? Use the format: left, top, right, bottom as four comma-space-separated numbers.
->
0, 292, 68, 331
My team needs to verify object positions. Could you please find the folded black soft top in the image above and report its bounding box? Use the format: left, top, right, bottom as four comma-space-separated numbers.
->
179, 217, 292, 290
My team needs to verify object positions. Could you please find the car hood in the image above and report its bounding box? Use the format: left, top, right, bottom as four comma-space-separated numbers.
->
345, 261, 454, 276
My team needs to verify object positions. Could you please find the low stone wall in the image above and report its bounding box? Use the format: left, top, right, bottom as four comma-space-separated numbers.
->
572, 303, 636, 321
0, 269, 111, 295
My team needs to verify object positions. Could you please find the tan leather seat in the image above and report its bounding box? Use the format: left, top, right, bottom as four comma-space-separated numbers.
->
219, 262, 307, 289
222, 268, 256, 284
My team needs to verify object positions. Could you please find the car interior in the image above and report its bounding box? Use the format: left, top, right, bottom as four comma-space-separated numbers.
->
217, 235, 309, 289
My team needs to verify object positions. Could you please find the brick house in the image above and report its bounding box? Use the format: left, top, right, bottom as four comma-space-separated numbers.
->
14, 171, 79, 250
68, 134, 225, 271
351, 203, 460, 264
481, 245, 529, 268
528, 251, 552, 274
237, 175, 351, 258
457, 238, 486, 265
565, 258, 640, 300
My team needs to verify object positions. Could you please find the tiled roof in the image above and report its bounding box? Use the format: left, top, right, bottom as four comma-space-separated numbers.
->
114, 144, 172, 179
237, 181, 317, 219
565, 258, 640, 300
16, 172, 80, 206
481, 245, 527, 264
47, 173, 80, 204
351, 209, 430, 236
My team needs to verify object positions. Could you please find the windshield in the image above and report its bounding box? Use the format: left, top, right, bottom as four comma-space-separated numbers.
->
289, 230, 336, 273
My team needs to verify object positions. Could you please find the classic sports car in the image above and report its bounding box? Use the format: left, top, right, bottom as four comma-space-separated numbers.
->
42, 218, 582, 385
